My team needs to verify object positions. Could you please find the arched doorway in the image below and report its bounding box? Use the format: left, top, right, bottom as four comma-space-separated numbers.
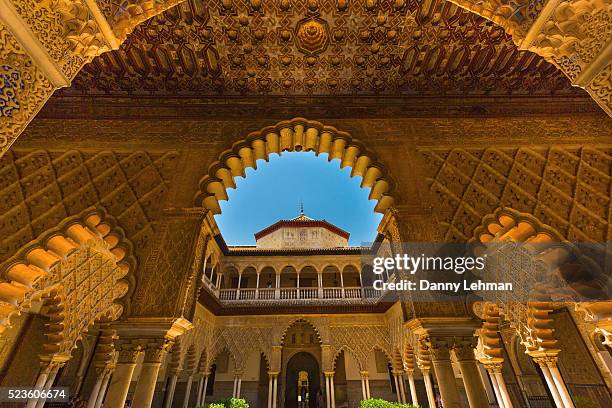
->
285, 352, 320, 408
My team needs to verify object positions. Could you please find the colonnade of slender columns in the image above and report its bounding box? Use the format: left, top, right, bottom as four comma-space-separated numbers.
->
421, 368, 436, 408
26, 360, 65, 408
86, 368, 112, 408
182, 374, 194, 408
232, 373, 243, 398
196, 373, 209, 406
163, 372, 179, 408
221, 267, 364, 298
267, 372, 278, 408
35, 363, 62, 408
324, 372, 336, 408
95, 369, 114, 408
391, 370, 407, 403
534, 356, 576, 408
484, 363, 514, 408
74, 333, 98, 396
404, 369, 418, 405
359, 371, 371, 400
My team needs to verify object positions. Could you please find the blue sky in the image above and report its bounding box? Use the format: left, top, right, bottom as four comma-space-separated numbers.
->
215, 152, 382, 246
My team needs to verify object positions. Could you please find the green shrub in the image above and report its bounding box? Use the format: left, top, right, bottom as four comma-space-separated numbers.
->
228, 398, 249, 408
199, 398, 249, 408
359, 398, 418, 408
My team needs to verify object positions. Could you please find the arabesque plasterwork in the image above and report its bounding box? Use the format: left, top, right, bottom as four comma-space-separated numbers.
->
0, 0, 611, 158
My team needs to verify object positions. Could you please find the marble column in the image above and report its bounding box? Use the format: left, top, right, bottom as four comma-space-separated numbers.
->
393, 373, 401, 402
75, 333, 98, 395
103, 345, 141, 408
25, 362, 54, 408
495, 371, 514, 408
195, 375, 205, 406
195, 375, 204, 406
549, 363, 575, 408
537, 360, 564, 408
272, 373, 278, 408
406, 370, 418, 406
398, 373, 407, 404
429, 337, 461, 408
360, 375, 367, 401
453, 340, 489, 408
34, 362, 63, 408
133, 342, 169, 408
163, 373, 179, 408
330, 373, 336, 408
236, 376, 242, 398
87, 368, 109, 408
268, 373, 274, 408
325, 374, 331, 408
422, 369, 436, 408
484, 366, 505, 408
182, 375, 194, 407
535, 357, 575, 408
201, 374, 210, 406
489, 363, 513, 408
477, 363, 497, 406
94, 369, 114, 408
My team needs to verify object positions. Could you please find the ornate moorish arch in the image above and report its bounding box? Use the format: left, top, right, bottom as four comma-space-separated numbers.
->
447, 0, 611, 115
193, 118, 397, 215
279, 317, 324, 346
0, 207, 136, 361
208, 325, 274, 373
1, 1, 610, 158
332, 345, 363, 371
471, 206, 611, 357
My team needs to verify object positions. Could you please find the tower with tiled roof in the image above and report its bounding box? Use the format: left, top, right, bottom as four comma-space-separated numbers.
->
254, 209, 349, 249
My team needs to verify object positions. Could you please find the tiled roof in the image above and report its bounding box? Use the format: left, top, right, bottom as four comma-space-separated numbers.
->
254, 212, 350, 240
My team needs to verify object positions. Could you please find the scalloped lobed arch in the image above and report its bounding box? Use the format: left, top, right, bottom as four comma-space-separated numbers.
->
332, 345, 364, 371
193, 118, 396, 215
280, 317, 324, 345
372, 344, 393, 366
471, 207, 609, 301
0, 207, 136, 359
469, 207, 612, 354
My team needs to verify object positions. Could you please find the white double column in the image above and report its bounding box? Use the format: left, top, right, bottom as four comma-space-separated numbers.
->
324, 372, 336, 408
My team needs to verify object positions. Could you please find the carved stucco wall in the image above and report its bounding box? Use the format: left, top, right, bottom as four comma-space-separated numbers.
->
1, 0, 611, 161
0, 0, 185, 155
1, 115, 609, 325
177, 304, 399, 377
419, 146, 611, 243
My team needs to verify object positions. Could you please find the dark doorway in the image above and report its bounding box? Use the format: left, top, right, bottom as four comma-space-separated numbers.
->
285, 352, 320, 408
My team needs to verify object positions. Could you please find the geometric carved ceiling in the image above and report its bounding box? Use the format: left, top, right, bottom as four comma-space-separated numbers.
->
61, 0, 580, 97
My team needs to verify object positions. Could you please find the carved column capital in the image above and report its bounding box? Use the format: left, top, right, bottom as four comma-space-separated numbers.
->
532, 355, 559, 368
426, 336, 452, 362
451, 337, 478, 361
482, 362, 503, 373
116, 341, 142, 364
140, 338, 173, 364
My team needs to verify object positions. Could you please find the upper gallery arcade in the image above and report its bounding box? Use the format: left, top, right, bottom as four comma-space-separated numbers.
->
0, 1, 610, 408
